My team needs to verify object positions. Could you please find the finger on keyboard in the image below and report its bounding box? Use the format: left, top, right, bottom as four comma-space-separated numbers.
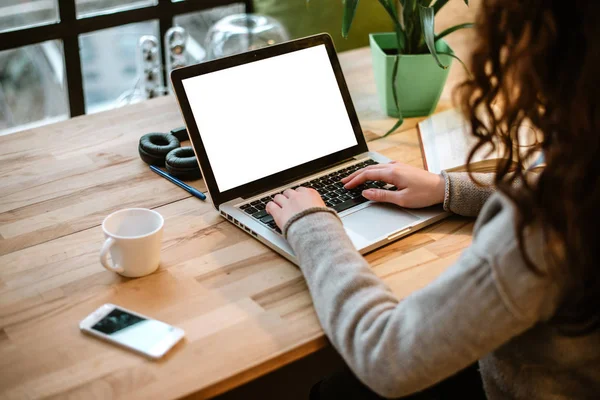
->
344, 168, 395, 189
341, 164, 386, 183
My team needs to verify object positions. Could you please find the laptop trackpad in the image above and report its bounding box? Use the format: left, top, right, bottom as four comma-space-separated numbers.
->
342, 203, 419, 244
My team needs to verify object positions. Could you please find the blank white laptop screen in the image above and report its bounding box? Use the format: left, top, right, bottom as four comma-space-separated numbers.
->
181, 44, 358, 192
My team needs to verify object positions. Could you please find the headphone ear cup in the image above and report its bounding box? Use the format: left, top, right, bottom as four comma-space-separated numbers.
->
139, 133, 180, 166
169, 126, 189, 143
165, 147, 202, 180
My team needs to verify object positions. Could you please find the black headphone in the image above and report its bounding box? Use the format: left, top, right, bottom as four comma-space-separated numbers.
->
138, 127, 202, 180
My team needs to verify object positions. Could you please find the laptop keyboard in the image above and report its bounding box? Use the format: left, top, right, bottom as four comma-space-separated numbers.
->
238, 159, 398, 234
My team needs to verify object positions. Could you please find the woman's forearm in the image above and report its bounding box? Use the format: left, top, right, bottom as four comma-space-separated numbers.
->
285, 198, 558, 398
442, 172, 497, 217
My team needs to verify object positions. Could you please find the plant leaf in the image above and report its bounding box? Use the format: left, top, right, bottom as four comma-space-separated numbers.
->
378, 0, 400, 23
438, 51, 472, 77
432, 0, 448, 15
401, 0, 419, 53
377, 0, 407, 52
342, 0, 360, 38
402, 0, 415, 28
384, 117, 405, 137
435, 22, 474, 42
464, 0, 469, 5
384, 54, 404, 137
419, 5, 448, 69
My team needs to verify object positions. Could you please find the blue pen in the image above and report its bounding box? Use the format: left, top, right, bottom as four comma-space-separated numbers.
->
150, 165, 207, 201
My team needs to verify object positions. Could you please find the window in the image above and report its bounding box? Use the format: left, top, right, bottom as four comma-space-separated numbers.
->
80, 20, 160, 113
0, 0, 59, 33
76, 0, 157, 19
0, 0, 252, 135
0, 40, 68, 135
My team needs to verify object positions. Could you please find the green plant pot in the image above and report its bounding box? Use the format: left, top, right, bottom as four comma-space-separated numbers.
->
369, 33, 453, 118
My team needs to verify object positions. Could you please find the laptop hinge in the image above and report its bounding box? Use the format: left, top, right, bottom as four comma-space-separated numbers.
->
242, 156, 357, 199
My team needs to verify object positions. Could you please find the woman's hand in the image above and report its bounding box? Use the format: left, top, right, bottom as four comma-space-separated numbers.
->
342, 162, 446, 208
266, 187, 325, 229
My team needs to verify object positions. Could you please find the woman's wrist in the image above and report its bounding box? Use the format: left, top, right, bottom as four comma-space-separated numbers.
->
282, 207, 340, 239
436, 172, 448, 205
440, 170, 451, 211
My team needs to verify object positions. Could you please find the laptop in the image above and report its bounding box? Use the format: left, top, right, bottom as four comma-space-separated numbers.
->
171, 34, 448, 265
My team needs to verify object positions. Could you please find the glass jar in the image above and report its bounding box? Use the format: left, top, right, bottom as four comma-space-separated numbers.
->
205, 14, 289, 60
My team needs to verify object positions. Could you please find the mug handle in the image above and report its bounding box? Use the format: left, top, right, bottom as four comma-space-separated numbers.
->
100, 238, 125, 274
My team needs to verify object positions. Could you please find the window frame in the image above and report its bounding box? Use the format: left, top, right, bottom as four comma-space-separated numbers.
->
0, 0, 253, 118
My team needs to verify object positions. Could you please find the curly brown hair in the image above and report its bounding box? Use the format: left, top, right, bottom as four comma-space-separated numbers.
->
458, 0, 600, 332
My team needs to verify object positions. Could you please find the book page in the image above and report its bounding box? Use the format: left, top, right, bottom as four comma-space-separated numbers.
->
419, 109, 545, 174
418, 109, 485, 174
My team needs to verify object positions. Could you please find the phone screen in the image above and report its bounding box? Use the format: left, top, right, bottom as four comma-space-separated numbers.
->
91, 308, 176, 354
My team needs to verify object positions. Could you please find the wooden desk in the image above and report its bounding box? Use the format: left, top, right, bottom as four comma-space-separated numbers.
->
0, 44, 475, 399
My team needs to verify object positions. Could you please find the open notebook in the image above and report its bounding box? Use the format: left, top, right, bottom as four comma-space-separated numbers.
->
417, 108, 543, 174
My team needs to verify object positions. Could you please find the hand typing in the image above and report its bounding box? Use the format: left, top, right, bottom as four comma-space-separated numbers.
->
342, 162, 446, 208
266, 187, 325, 230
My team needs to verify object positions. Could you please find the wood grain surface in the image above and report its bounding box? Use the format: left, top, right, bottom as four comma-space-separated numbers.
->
0, 5, 479, 398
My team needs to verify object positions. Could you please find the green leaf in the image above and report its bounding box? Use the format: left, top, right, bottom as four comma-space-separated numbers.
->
377, 0, 407, 53
438, 51, 472, 77
384, 117, 405, 137
385, 0, 400, 27
434, 22, 474, 42
402, 0, 416, 24
342, 0, 360, 38
384, 54, 404, 137
419, 5, 448, 69
432, 0, 468, 14
402, 0, 419, 53
432, 0, 449, 15
376, 0, 397, 25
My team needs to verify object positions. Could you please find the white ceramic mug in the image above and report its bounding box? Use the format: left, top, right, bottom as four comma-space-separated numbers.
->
100, 208, 164, 278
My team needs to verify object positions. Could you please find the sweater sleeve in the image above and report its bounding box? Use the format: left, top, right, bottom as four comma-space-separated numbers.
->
441, 171, 496, 217
286, 195, 562, 398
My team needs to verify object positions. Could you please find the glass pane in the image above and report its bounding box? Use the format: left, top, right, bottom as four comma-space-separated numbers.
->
0, 40, 69, 135
0, 0, 59, 33
76, 0, 157, 19
80, 20, 160, 114
173, 3, 244, 63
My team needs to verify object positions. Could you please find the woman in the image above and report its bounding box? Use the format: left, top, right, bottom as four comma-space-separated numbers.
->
265, 0, 600, 399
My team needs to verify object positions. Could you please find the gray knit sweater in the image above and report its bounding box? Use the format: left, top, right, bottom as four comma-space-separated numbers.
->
284, 172, 600, 399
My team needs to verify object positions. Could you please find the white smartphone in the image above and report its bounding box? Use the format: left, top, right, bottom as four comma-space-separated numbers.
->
80, 303, 185, 359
